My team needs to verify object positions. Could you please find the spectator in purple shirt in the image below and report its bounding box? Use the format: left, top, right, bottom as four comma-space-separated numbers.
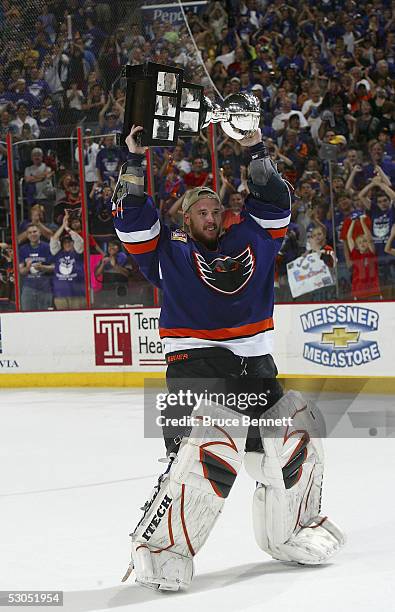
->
27, 67, 50, 106
50, 212, 86, 310
19, 224, 53, 311
10, 79, 38, 110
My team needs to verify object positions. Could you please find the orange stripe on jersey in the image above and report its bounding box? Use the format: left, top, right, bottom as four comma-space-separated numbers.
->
160, 317, 273, 340
123, 236, 159, 254
267, 227, 288, 239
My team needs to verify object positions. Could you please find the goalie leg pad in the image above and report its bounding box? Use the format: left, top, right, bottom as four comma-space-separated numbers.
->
244, 390, 345, 565
129, 401, 247, 590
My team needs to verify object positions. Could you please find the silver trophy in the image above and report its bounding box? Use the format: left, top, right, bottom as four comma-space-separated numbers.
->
120, 62, 262, 145
200, 93, 261, 140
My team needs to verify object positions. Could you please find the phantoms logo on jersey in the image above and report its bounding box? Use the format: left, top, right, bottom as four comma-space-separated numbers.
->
300, 305, 380, 367
193, 245, 255, 294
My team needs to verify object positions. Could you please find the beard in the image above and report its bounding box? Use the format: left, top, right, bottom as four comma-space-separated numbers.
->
189, 218, 221, 250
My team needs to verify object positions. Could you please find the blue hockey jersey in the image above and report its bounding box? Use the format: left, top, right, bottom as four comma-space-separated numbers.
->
113, 173, 291, 357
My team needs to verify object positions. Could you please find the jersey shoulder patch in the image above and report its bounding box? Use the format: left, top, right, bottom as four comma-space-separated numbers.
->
171, 229, 188, 243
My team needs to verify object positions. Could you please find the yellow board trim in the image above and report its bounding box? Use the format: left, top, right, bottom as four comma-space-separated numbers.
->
0, 372, 394, 394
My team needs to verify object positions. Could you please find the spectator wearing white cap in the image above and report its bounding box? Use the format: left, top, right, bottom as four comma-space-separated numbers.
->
251, 83, 269, 116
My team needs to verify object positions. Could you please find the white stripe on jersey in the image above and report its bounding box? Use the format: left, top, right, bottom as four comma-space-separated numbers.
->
249, 213, 291, 229
163, 329, 274, 358
115, 219, 161, 243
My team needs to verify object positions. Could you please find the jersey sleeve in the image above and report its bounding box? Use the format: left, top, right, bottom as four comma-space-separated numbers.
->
245, 172, 292, 251
112, 194, 164, 288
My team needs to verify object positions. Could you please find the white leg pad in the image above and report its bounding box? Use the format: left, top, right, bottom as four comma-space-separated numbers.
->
128, 401, 247, 590
244, 390, 346, 565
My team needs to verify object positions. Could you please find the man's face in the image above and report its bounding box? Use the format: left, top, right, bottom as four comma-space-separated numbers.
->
300, 183, 313, 199
371, 143, 383, 161
377, 195, 390, 211
70, 219, 82, 232
289, 115, 300, 129
185, 198, 223, 249
347, 149, 358, 164
32, 153, 43, 165
333, 177, 345, 191
338, 196, 352, 213
377, 61, 388, 75
27, 226, 40, 244
62, 238, 73, 252
193, 159, 204, 174
173, 146, 183, 160
18, 105, 27, 119
104, 136, 114, 147
229, 193, 243, 212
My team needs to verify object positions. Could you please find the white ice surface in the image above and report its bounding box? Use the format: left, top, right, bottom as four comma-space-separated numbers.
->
0, 388, 394, 612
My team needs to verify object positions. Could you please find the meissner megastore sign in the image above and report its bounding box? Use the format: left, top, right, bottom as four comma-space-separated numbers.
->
0, 302, 391, 377
300, 305, 380, 368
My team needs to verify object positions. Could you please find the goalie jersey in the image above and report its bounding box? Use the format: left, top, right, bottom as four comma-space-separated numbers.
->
113, 161, 291, 358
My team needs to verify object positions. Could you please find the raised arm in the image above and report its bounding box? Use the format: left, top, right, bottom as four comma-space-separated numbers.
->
50, 213, 69, 255
360, 215, 375, 254
384, 224, 395, 256
346, 218, 355, 252
112, 126, 164, 288
168, 192, 186, 225
241, 129, 291, 251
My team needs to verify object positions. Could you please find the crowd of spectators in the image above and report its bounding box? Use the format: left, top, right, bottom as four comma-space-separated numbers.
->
0, 0, 394, 311
0, 0, 141, 310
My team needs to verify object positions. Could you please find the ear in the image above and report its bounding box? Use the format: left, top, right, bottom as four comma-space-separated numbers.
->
184, 213, 190, 226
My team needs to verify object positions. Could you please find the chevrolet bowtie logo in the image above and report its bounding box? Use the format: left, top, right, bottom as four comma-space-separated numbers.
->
321, 327, 360, 348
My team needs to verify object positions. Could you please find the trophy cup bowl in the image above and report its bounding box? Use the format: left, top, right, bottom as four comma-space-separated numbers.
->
201, 92, 261, 141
